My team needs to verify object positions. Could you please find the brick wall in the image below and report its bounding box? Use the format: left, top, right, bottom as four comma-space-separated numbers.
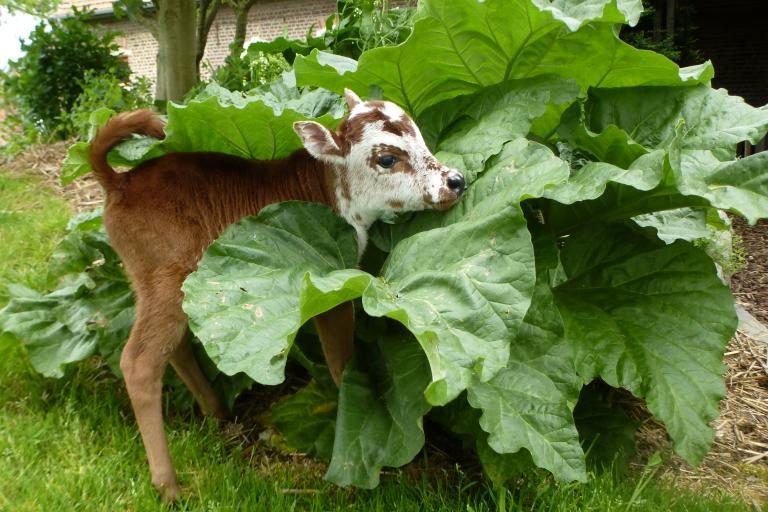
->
56, 0, 113, 15
57, 0, 336, 81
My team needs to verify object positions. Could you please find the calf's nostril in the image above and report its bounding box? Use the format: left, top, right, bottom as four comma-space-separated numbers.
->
447, 172, 465, 195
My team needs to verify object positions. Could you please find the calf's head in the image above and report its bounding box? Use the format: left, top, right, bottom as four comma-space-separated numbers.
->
293, 89, 464, 247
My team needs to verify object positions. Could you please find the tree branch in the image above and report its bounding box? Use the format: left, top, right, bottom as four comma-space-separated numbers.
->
230, 0, 259, 59
195, 0, 222, 73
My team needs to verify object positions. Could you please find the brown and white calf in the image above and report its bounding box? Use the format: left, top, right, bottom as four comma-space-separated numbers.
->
88, 89, 464, 500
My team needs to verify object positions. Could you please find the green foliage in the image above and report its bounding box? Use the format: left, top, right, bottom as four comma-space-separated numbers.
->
201, 51, 291, 93
0, 8, 130, 141
182, 202, 369, 384
203, 0, 414, 94
0, 211, 251, 406
0, 211, 134, 377
246, 0, 415, 66
59, 72, 153, 139
322, 0, 416, 59
6, 0, 768, 493
0, 0, 57, 15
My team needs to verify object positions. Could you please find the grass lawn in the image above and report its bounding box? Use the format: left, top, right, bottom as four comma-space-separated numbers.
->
0, 170, 755, 511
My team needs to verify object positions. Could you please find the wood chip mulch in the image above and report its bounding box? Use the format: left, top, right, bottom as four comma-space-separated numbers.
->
2, 140, 105, 213
2, 143, 767, 505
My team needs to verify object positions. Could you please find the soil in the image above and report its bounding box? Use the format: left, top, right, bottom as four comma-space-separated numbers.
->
2, 143, 766, 506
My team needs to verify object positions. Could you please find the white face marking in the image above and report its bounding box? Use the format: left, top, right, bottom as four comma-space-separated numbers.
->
380, 101, 405, 121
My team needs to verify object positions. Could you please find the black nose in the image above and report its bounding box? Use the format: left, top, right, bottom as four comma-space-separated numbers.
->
447, 172, 465, 196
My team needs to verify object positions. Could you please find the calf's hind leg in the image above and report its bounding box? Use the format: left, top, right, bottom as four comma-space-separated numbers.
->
120, 281, 188, 502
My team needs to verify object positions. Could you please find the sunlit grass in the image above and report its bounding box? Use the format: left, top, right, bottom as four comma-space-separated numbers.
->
0, 174, 70, 302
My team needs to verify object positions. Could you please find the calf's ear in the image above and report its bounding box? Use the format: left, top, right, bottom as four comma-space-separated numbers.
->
293, 121, 343, 163
344, 88, 362, 110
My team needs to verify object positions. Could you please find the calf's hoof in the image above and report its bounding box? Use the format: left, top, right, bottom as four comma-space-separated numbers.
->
153, 477, 181, 503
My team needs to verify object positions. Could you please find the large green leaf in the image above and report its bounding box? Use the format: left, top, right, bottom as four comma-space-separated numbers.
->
0, 218, 134, 377
371, 137, 570, 252
466, 262, 586, 483
632, 207, 711, 244
531, 0, 643, 30
361, 142, 562, 405
554, 224, 737, 464
417, 75, 580, 169
557, 102, 648, 168
362, 202, 534, 406
61, 81, 344, 184
182, 202, 371, 384
326, 332, 432, 488
672, 148, 768, 224
363, 143, 568, 404
539, 150, 710, 236
544, 151, 665, 207
585, 86, 768, 160
294, 0, 711, 117
162, 96, 324, 160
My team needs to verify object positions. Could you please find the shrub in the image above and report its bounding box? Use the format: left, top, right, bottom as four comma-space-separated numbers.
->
201, 51, 291, 93
60, 72, 153, 139
198, 0, 415, 96
0, 8, 130, 140
324, 0, 416, 59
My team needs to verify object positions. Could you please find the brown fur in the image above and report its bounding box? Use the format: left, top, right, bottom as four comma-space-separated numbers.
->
89, 109, 353, 501
336, 108, 416, 154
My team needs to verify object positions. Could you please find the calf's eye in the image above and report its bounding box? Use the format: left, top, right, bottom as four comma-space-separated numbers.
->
377, 154, 398, 168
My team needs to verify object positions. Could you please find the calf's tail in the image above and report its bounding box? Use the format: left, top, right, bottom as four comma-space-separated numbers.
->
88, 109, 165, 190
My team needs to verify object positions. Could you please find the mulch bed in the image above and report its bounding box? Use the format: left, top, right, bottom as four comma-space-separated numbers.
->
2, 141, 104, 213
733, 217, 768, 328
2, 143, 767, 505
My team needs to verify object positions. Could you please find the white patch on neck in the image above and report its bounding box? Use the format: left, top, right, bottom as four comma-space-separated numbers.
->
330, 163, 374, 260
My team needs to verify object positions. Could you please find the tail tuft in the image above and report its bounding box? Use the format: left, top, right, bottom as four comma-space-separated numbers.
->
88, 110, 165, 190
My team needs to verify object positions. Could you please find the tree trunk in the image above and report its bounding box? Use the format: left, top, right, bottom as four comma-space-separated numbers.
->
157, 0, 198, 102
196, 0, 221, 78
653, 0, 663, 42
666, 0, 676, 39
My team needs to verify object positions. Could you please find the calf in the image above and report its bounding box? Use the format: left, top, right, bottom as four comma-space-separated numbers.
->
88, 89, 465, 500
